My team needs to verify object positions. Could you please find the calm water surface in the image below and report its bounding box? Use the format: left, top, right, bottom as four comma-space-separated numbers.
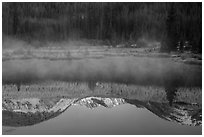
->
2, 57, 202, 135
2, 104, 201, 135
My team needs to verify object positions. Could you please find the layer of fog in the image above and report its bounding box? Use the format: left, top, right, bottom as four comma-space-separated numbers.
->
3, 57, 201, 88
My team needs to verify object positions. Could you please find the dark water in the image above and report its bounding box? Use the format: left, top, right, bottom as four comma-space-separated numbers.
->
2, 57, 202, 135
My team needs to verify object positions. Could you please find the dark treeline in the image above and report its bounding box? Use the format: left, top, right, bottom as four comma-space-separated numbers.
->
2, 2, 202, 53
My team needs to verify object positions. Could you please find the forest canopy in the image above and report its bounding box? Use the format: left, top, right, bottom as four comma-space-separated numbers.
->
2, 2, 202, 53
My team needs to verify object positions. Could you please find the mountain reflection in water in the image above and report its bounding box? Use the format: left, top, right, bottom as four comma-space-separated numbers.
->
3, 95, 201, 127
2, 80, 202, 135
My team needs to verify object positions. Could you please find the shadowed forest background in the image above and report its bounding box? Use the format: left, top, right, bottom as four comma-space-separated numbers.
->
2, 2, 202, 53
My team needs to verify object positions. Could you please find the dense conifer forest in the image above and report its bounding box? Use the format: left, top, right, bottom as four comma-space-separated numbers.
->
2, 2, 202, 53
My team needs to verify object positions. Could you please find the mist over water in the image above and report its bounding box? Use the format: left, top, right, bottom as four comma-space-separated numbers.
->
2, 56, 201, 88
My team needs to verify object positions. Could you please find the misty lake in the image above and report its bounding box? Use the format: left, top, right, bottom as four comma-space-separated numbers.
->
2, 56, 202, 135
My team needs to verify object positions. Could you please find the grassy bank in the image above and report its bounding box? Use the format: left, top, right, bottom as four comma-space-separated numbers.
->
3, 37, 201, 66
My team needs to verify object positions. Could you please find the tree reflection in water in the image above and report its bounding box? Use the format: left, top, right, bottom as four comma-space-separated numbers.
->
165, 86, 177, 106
